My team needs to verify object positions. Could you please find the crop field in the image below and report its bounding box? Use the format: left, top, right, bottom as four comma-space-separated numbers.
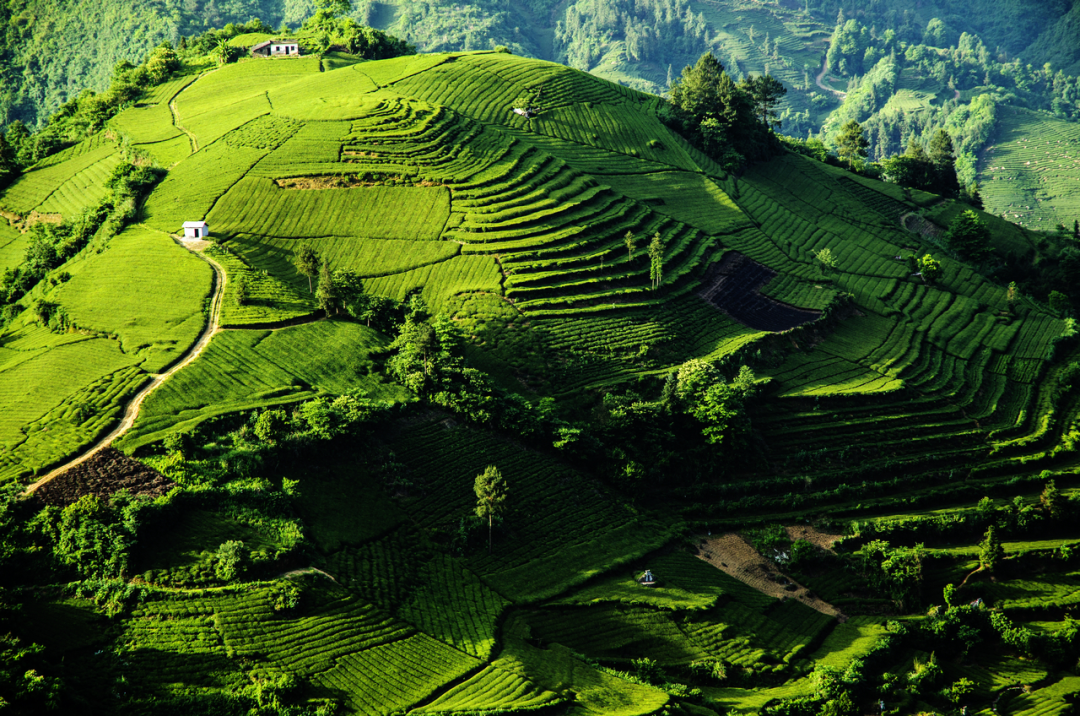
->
0, 333, 142, 480
173, 57, 321, 146
208, 245, 317, 327
978, 107, 1080, 230
208, 177, 451, 240
143, 141, 270, 233
119, 320, 406, 450
0, 137, 118, 216
412, 663, 559, 714
0, 222, 29, 271
389, 420, 674, 601
54, 226, 213, 372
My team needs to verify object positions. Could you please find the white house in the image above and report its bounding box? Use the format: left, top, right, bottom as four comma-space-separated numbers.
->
183, 221, 209, 239
251, 40, 301, 57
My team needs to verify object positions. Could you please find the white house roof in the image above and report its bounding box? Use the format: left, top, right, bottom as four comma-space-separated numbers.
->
182, 221, 209, 228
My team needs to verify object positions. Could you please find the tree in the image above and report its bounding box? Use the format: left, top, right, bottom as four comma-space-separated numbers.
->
978, 526, 1004, 572
919, 254, 941, 283
835, 120, 869, 168
928, 129, 961, 197
314, 0, 351, 17
254, 409, 289, 444
316, 259, 337, 314
815, 247, 838, 272
1040, 479, 1061, 518
624, 230, 636, 264
648, 232, 664, 290
945, 210, 991, 261
1050, 290, 1071, 316
669, 52, 765, 168
215, 540, 247, 581
293, 243, 320, 293
1007, 281, 1019, 311
474, 465, 507, 554
742, 74, 787, 130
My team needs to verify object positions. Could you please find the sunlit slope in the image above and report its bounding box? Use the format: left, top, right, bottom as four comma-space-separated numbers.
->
0, 50, 1072, 484
978, 106, 1080, 231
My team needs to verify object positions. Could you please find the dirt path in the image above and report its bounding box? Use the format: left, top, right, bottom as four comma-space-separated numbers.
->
696, 532, 846, 620
26, 237, 226, 494
168, 75, 205, 156
815, 56, 847, 99
278, 567, 341, 585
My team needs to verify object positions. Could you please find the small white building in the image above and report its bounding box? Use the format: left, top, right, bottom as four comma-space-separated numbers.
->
251, 40, 301, 57
183, 221, 210, 239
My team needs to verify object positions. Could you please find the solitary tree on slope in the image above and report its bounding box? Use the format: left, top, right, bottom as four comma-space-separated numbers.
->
648, 233, 664, 290
294, 243, 320, 293
624, 230, 637, 264
835, 119, 869, 169
474, 465, 508, 555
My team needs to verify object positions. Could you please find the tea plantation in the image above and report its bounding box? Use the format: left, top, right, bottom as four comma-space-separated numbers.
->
2, 51, 1080, 716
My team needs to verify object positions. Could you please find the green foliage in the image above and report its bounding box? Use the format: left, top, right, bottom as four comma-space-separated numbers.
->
474, 464, 508, 554
857, 540, 925, 610
815, 247, 838, 272
668, 52, 777, 169
214, 539, 247, 581
293, 243, 320, 294
978, 525, 1004, 572
835, 120, 869, 168
945, 209, 992, 261
918, 253, 942, 283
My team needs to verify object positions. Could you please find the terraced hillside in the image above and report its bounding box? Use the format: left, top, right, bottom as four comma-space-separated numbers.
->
978, 106, 1080, 231
3, 50, 1080, 716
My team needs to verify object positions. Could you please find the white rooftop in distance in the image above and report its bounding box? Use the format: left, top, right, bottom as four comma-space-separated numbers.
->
182, 221, 209, 228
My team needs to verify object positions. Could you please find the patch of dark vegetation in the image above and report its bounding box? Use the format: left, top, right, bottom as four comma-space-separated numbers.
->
35, 447, 173, 507
698, 252, 821, 332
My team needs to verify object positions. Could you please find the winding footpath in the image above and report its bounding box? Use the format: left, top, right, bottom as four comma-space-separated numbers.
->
815, 57, 847, 99
25, 239, 227, 494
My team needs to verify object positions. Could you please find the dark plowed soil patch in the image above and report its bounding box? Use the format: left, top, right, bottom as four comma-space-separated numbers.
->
35, 448, 174, 507
698, 252, 821, 332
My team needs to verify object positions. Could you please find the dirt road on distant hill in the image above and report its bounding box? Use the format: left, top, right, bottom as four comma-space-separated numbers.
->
25, 236, 226, 494
816, 57, 847, 99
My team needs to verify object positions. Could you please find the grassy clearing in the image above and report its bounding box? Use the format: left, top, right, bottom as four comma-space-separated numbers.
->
119, 320, 407, 450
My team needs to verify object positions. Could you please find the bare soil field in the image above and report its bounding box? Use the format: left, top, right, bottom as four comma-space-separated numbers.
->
34, 447, 174, 507
696, 532, 846, 619
785, 524, 844, 551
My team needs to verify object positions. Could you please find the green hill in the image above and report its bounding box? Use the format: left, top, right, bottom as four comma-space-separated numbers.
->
2, 51, 1080, 715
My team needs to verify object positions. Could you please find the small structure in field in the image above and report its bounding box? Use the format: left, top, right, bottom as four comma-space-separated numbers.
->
638, 569, 658, 587
182, 221, 210, 239
251, 40, 301, 57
